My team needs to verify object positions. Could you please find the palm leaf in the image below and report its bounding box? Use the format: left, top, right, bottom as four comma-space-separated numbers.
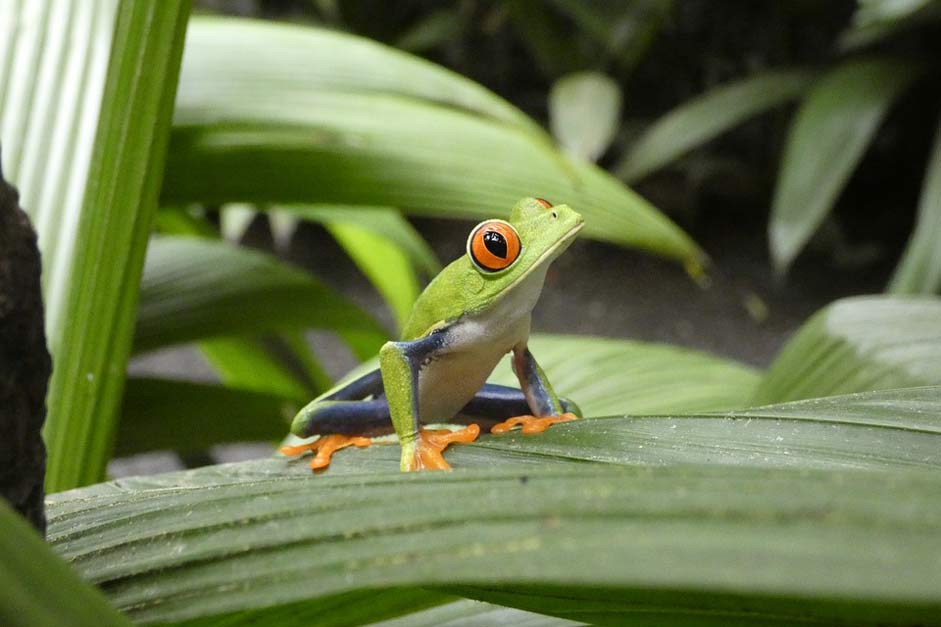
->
769, 58, 920, 274
48, 387, 941, 626
616, 70, 815, 182
490, 334, 760, 416
163, 16, 704, 268
888, 116, 941, 294
752, 296, 941, 404
134, 236, 389, 356
0, 501, 129, 626
0, 0, 191, 491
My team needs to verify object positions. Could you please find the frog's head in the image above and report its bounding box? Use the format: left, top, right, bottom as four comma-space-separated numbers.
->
464, 197, 583, 295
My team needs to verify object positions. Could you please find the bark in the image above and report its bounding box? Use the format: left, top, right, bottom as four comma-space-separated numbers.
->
0, 151, 52, 535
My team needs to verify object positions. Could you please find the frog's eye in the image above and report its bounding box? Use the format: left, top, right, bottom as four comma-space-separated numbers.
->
467, 219, 522, 273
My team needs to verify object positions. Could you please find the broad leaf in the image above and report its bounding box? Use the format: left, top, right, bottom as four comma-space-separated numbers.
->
134, 236, 389, 355
199, 337, 312, 400
0, 501, 129, 627
490, 334, 760, 416
841, 0, 941, 48
163, 16, 705, 268
0, 0, 191, 491
327, 221, 420, 332
549, 72, 622, 162
616, 70, 815, 182
769, 59, 920, 274
49, 388, 941, 625
275, 205, 440, 277
369, 599, 582, 627
752, 296, 941, 404
117, 378, 293, 456
888, 116, 941, 294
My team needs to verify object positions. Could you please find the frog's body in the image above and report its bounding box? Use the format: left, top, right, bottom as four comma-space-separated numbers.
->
282, 198, 583, 472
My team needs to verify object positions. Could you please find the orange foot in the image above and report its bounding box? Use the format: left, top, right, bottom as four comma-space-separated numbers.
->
491, 412, 578, 435
279, 434, 371, 471
403, 424, 480, 471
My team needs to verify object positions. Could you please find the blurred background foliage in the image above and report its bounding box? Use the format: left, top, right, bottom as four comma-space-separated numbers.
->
2, 0, 941, 624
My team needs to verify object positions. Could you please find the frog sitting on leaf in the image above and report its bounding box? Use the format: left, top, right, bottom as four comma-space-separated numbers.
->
282, 197, 584, 472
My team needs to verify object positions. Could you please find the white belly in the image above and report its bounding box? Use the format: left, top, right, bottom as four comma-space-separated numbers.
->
417, 313, 530, 423
414, 262, 548, 423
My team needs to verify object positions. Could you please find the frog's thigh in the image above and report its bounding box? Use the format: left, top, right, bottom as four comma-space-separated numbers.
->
290, 398, 392, 437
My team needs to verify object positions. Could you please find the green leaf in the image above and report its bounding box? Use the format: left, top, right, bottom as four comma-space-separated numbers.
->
370, 599, 582, 627
134, 236, 389, 355
489, 335, 760, 416
48, 387, 941, 625
0, 0, 191, 491
199, 337, 311, 400
752, 296, 941, 404
840, 0, 941, 49
174, 15, 540, 135
769, 59, 920, 275
888, 116, 941, 294
394, 9, 463, 53
616, 70, 815, 182
164, 16, 705, 268
276, 204, 441, 276
0, 501, 129, 627
327, 221, 420, 332
273, 205, 430, 331
116, 378, 293, 456
549, 72, 622, 162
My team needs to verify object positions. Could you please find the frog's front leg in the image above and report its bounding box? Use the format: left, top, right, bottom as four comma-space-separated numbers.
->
491, 344, 580, 434
379, 334, 479, 472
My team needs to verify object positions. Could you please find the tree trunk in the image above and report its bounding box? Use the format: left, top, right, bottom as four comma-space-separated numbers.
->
0, 151, 52, 535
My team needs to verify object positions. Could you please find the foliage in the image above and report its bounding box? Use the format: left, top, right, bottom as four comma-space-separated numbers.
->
47, 386, 941, 626
4, 2, 941, 625
0, 0, 191, 491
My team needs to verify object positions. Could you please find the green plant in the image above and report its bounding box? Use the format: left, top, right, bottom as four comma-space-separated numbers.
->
4, 2, 941, 625
613, 1, 941, 288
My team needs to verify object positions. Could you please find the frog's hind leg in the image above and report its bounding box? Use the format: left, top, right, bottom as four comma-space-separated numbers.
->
282, 369, 387, 471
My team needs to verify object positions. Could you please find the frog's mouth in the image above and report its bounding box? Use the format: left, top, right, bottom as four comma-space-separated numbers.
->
504, 220, 584, 288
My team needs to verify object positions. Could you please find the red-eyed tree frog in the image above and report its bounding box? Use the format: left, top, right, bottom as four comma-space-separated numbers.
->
281, 197, 584, 472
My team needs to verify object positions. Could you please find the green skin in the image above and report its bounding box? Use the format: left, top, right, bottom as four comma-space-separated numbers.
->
292, 197, 584, 470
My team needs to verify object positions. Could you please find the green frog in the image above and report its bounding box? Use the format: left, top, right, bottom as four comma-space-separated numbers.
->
282, 197, 583, 471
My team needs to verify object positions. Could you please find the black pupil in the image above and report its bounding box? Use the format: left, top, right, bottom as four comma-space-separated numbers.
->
483, 231, 507, 259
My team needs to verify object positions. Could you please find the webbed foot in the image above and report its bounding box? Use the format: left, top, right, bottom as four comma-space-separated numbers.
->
401, 424, 480, 472
491, 412, 578, 435
280, 434, 371, 471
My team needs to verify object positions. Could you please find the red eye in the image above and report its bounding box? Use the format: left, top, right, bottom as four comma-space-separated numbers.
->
467, 220, 522, 272
535, 198, 553, 209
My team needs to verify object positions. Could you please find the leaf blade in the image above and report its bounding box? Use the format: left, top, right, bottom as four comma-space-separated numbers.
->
769, 58, 920, 274
752, 296, 941, 404
888, 116, 941, 294
616, 70, 815, 182
0, 501, 130, 627
164, 16, 704, 268
1, 0, 191, 491
134, 236, 389, 355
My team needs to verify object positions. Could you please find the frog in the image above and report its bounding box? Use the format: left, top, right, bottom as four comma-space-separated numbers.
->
280, 197, 584, 472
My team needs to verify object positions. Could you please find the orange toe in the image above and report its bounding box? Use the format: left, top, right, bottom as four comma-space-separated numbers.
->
491, 412, 578, 435
410, 424, 480, 471
279, 434, 371, 471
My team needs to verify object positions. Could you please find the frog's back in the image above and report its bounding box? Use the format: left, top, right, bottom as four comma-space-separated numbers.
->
400, 257, 472, 340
